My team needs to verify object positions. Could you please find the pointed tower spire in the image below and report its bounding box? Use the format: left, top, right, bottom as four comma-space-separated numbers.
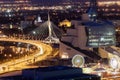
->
44, 12, 59, 43
37, 15, 42, 23
86, 0, 97, 21
47, 12, 52, 38
34, 15, 42, 26
48, 12, 50, 22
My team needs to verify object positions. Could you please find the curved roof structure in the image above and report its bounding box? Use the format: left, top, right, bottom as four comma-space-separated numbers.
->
83, 20, 114, 27
84, 20, 116, 47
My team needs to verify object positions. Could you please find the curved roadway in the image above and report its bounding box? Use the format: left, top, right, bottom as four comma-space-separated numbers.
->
0, 38, 53, 74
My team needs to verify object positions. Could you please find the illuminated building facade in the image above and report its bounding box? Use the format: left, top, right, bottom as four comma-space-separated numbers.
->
84, 21, 116, 47
60, 13, 115, 60
59, 19, 71, 27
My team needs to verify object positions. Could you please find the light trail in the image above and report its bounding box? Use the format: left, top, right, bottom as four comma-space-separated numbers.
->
0, 37, 53, 74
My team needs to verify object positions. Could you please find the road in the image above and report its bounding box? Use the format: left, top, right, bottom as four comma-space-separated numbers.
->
0, 37, 54, 75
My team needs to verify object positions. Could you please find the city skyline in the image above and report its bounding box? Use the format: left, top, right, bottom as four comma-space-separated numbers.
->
0, 0, 119, 80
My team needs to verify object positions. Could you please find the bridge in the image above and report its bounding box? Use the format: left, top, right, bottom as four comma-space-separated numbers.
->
0, 13, 61, 74
0, 37, 55, 74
